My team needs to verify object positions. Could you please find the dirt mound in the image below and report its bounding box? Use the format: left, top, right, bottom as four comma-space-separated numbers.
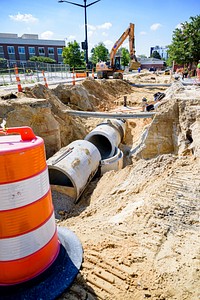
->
24, 78, 135, 112
53, 82, 200, 300
57, 154, 200, 300
52, 78, 135, 111
125, 71, 173, 84
1, 77, 199, 299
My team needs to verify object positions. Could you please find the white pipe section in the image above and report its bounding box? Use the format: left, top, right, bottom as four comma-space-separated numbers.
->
84, 119, 126, 160
47, 140, 101, 202
64, 109, 156, 119
100, 147, 123, 175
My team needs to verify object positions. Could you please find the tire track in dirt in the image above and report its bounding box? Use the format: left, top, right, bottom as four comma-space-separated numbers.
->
58, 233, 144, 300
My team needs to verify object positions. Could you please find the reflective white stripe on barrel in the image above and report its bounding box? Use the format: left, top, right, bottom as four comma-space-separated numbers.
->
0, 213, 56, 261
0, 168, 49, 210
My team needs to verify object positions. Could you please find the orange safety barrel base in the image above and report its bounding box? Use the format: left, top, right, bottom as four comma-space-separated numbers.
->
0, 227, 83, 300
0, 127, 83, 299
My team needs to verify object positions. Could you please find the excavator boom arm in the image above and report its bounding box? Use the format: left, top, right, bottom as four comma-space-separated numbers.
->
110, 23, 137, 68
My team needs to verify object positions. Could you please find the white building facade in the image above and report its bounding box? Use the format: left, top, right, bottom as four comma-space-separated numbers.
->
150, 45, 169, 60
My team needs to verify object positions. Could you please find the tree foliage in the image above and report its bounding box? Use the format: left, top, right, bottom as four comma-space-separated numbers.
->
167, 15, 200, 66
62, 41, 85, 68
151, 50, 161, 60
29, 56, 56, 63
120, 47, 130, 67
90, 43, 109, 64
0, 58, 7, 70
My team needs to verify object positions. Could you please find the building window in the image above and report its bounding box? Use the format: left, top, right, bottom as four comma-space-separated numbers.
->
57, 48, 62, 55
38, 47, 45, 55
7, 46, 15, 54
0, 46, 4, 59
48, 48, 54, 55
29, 47, 35, 55
18, 47, 25, 54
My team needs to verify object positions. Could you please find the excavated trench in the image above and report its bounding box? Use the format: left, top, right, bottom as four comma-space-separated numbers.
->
0, 75, 199, 300
54, 80, 200, 300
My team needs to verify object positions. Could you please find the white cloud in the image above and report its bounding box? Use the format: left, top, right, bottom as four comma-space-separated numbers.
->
88, 24, 96, 31
67, 35, 76, 41
9, 13, 38, 23
87, 22, 112, 33
41, 31, 54, 39
140, 31, 147, 35
124, 42, 129, 48
103, 39, 113, 49
97, 22, 112, 30
102, 32, 108, 37
88, 31, 94, 38
150, 23, 162, 31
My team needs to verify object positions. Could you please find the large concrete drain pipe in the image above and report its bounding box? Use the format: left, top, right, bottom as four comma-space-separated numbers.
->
47, 140, 101, 202
100, 147, 124, 175
84, 119, 126, 160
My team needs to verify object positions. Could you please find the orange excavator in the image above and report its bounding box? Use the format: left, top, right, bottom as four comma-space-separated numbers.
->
96, 23, 141, 79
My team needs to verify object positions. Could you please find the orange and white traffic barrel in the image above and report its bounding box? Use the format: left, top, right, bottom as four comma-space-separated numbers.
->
92, 68, 95, 78
0, 126, 82, 299
72, 69, 76, 85
42, 70, 48, 88
14, 65, 23, 92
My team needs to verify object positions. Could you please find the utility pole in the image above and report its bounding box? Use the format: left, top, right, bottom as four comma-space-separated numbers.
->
58, 0, 101, 71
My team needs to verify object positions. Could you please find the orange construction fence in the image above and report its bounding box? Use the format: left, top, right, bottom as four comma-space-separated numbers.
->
75, 72, 87, 78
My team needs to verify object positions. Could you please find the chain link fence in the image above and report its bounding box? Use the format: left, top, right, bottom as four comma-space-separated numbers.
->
0, 59, 71, 86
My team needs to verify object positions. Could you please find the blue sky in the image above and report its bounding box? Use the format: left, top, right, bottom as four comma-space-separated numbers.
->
1, 0, 199, 56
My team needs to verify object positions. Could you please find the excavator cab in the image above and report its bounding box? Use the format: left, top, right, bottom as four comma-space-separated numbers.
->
114, 57, 121, 70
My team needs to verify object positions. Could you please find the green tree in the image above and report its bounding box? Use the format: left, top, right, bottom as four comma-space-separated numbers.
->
90, 43, 109, 64
29, 56, 56, 63
120, 47, 130, 68
167, 15, 200, 66
151, 50, 161, 59
62, 41, 85, 68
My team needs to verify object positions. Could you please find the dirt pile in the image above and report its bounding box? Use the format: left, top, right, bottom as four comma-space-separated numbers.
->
129, 82, 200, 159
0, 77, 199, 300
52, 78, 135, 111
58, 153, 199, 300
0, 78, 145, 158
53, 81, 199, 300
124, 71, 173, 84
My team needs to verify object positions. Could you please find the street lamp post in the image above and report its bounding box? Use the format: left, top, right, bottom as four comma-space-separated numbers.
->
58, 0, 101, 71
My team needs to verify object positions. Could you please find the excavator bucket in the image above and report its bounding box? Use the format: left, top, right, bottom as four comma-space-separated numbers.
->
129, 60, 141, 70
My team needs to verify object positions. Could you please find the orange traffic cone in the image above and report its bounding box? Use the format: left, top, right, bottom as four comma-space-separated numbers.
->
72, 69, 75, 85
0, 126, 82, 299
42, 70, 48, 88
14, 65, 23, 92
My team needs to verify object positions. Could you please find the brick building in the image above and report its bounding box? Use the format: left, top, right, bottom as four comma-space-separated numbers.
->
138, 57, 165, 70
0, 33, 65, 65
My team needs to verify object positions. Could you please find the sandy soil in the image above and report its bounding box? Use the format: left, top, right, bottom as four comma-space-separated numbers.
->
53, 75, 199, 300
0, 72, 199, 300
